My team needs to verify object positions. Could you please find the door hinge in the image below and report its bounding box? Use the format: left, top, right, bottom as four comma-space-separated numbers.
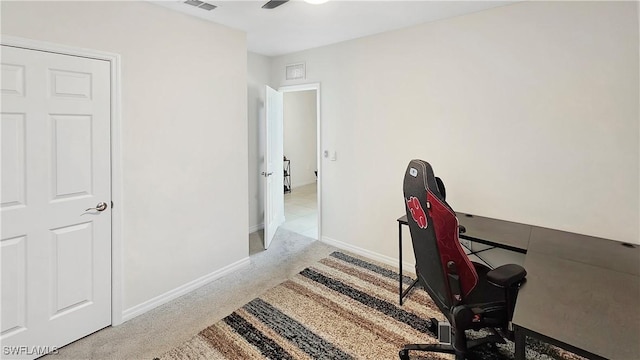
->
111, 201, 114, 208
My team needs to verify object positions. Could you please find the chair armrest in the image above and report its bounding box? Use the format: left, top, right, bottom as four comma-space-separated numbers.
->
487, 264, 526, 288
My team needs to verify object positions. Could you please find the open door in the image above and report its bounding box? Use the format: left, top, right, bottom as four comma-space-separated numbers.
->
263, 86, 285, 249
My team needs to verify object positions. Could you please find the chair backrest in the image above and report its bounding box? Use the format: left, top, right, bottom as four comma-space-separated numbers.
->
403, 160, 478, 312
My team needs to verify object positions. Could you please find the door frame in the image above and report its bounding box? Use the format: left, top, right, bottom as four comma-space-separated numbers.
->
1, 35, 125, 326
278, 83, 322, 240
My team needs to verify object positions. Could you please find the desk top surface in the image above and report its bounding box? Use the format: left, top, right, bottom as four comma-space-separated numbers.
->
398, 213, 530, 251
513, 251, 640, 359
456, 213, 530, 251
527, 226, 640, 276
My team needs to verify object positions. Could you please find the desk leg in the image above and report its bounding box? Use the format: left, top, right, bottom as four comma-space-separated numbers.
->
399, 221, 403, 305
514, 325, 525, 360
398, 221, 418, 305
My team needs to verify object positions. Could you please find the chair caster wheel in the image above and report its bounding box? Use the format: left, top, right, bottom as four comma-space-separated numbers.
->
399, 349, 410, 360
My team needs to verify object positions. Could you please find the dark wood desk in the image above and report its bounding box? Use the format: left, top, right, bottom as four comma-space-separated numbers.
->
527, 227, 639, 276
455, 213, 530, 254
397, 213, 528, 305
398, 212, 640, 359
513, 234, 640, 360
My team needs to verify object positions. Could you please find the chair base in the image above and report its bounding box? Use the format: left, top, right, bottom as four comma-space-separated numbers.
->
399, 332, 505, 360
399, 343, 456, 360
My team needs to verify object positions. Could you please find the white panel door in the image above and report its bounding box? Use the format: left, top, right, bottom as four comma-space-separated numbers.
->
1, 45, 111, 359
263, 86, 284, 249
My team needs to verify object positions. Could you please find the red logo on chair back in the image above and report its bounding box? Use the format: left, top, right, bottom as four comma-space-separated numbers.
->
407, 197, 428, 229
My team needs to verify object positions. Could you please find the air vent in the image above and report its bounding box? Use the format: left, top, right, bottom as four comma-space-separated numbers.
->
286, 63, 306, 80
199, 3, 217, 11
184, 0, 217, 11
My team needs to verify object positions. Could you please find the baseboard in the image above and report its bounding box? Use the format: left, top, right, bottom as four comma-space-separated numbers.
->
249, 218, 285, 235
249, 223, 264, 233
121, 256, 250, 323
320, 236, 415, 275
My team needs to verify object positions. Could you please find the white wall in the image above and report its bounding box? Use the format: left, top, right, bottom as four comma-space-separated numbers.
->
247, 52, 272, 232
284, 90, 317, 188
270, 0, 639, 264
2, 1, 249, 314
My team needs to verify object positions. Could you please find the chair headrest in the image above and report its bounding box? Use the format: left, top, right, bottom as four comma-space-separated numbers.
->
404, 159, 446, 204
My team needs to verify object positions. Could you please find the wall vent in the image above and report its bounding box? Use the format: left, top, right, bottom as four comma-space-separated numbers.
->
184, 0, 217, 11
286, 63, 306, 80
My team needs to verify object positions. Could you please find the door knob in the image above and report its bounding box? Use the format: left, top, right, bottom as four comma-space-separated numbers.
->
85, 202, 108, 212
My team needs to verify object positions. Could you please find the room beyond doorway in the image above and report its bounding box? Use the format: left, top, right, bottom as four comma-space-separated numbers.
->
279, 83, 321, 241
282, 183, 318, 239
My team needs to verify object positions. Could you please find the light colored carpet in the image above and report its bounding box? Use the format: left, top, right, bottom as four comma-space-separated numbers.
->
43, 228, 336, 360
156, 252, 582, 360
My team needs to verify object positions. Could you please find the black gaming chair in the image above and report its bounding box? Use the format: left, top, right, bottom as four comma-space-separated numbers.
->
400, 160, 527, 360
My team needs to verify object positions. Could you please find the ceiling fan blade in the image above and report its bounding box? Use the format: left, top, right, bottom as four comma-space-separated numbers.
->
262, 0, 289, 9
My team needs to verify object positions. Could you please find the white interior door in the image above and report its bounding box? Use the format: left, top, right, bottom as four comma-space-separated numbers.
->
263, 85, 284, 249
1, 45, 112, 359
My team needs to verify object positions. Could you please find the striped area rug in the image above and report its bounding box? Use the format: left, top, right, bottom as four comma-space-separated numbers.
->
158, 252, 581, 360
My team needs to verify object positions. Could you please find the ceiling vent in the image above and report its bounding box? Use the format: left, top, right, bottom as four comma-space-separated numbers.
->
286, 63, 306, 81
184, 0, 217, 11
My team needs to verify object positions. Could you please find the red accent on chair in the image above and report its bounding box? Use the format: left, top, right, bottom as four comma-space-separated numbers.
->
427, 191, 478, 298
407, 196, 428, 229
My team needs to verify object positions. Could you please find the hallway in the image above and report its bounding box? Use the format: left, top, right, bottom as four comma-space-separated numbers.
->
282, 183, 317, 239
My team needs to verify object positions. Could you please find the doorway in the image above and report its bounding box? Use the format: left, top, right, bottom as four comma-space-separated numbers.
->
280, 85, 321, 240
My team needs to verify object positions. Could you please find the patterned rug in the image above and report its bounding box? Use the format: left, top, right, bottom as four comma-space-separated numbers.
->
157, 251, 582, 360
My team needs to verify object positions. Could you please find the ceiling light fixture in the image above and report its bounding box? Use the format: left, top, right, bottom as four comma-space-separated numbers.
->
304, 0, 329, 4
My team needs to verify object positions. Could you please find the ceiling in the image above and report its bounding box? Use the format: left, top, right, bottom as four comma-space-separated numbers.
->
152, 1, 514, 57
